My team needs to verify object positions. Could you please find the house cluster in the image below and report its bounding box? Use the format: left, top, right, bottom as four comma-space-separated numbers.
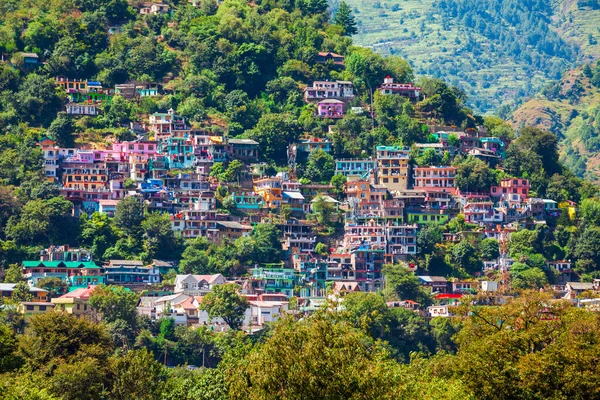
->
56, 76, 163, 116
16, 67, 582, 323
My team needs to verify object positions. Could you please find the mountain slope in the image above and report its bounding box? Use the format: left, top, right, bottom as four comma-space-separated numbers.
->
338, 0, 600, 114
512, 62, 600, 181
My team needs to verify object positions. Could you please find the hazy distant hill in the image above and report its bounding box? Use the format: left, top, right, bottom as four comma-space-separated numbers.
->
512, 62, 600, 181
338, 0, 600, 114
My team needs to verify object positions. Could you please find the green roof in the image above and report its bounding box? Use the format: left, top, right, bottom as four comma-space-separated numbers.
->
22, 261, 100, 269
22, 261, 43, 268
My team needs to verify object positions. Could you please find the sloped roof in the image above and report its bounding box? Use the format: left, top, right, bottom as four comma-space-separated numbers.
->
0, 283, 47, 293
567, 282, 594, 291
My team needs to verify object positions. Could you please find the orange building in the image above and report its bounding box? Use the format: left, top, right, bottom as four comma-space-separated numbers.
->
253, 177, 282, 209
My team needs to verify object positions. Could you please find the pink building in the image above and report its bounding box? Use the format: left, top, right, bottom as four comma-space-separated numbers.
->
491, 178, 530, 202
316, 99, 344, 118
413, 166, 457, 195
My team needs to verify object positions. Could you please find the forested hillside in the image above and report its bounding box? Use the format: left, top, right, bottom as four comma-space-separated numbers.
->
339, 0, 600, 113
512, 61, 600, 182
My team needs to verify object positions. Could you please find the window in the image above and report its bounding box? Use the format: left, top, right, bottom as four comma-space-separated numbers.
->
77, 304, 80, 310
26, 305, 34, 311
39, 306, 46, 311
393, 178, 398, 183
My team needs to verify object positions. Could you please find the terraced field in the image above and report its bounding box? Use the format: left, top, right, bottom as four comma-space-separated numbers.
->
339, 0, 600, 114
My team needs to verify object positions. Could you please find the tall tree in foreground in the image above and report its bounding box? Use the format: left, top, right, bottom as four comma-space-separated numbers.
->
200, 284, 249, 330
334, 1, 358, 36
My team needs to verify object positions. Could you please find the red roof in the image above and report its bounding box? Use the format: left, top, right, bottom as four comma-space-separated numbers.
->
59, 286, 97, 300
435, 293, 463, 299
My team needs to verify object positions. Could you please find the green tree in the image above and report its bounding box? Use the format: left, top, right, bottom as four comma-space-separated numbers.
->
383, 263, 431, 306
417, 148, 442, 166
333, 1, 358, 36
451, 241, 481, 275
47, 113, 77, 147
479, 238, 500, 260
0, 322, 21, 372
303, 149, 335, 183
79, 212, 119, 261
3, 263, 23, 283
226, 313, 405, 399
179, 237, 211, 274
12, 281, 33, 302
6, 197, 74, 245
142, 212, 181, 261
245, 113, 302, 165
513, 126, 561, 177
114, 196, 144, 237
200, 283, 249, 330
454, 156, 497, 193
37, 277, 68, 297
330, 174, 347, 198
252, 224, 283, 263
17, 312, 113, 369
89, 285, 139, 327
14, 74, 65, 126
417, 223, 443, 255
107, 348, 166, 399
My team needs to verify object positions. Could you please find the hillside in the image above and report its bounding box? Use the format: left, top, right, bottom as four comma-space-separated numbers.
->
338, 0, 600, 114
512, 61, 600, 181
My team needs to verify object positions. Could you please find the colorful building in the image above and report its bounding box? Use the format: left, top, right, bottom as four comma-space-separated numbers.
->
376, 145, 410, 193
377, 76, 421, 100
316, 99, 344, 118
413, 166, 457, 195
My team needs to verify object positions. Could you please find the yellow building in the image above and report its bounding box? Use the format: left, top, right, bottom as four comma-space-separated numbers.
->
376, 146, 410, 193
253, 177, 283, 209
51, 286, 95, 318
18, 302, 55, 320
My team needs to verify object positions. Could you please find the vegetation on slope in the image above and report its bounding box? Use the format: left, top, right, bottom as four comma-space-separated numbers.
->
512, 61, 600, 182
338, 0, 600, 114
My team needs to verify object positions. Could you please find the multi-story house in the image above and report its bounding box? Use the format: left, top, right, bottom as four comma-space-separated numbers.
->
227, 139, 259, 161
315, 51, 345, 67
61, 152, 112, 214
161, 137, 195, 169
385, 224, 418, 263
174, 274, 227, 295
351, 245, 385, 292
66, 102, 100, 116
250, 266, 297, 298
376, 145, 410, 193
491, 178, 530, 205
316, 99, 344, 118
254, 177, 283, 209
463, 201, 505, 224
104, 260, 160, 285
39, 138, 60, 182
304, 80, 354, 101
55, 77, 88, 93
139, 2, 170, 14
296, 136, 332, 154
22, 260, 102, 286
377, 76, 421, 100
335, 159, 376, 178
413, 166, 457, 195
480, 137, 506, 158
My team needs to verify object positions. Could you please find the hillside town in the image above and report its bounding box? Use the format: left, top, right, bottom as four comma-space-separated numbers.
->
1, 69, 591, 330
2, 0, 600, 398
